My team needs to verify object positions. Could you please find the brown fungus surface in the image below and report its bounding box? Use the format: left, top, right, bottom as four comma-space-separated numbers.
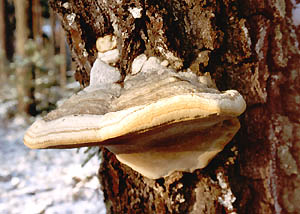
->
24, 64, 246, 179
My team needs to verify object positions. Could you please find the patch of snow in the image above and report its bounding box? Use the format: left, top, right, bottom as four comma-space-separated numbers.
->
0, 117, 106, 214
0, 100, 17, 118
291, 0, 300, 26
42, 25, 52, 38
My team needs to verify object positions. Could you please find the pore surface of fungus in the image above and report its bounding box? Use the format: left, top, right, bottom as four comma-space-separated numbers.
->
24, 56, 246, 179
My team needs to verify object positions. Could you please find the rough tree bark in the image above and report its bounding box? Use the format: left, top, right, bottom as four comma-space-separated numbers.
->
50, 0, 300, 213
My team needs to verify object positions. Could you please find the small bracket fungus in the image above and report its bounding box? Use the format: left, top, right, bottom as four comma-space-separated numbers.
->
89, 58, 121, 87
24, 56, 246, 179
96, 34, 119, 65
131, 54, 147, 75
96, 35, 117, 53
98, 49, 120, 65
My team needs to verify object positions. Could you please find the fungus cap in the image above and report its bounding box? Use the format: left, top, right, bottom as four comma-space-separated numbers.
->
96, 35, 117, 53
24, 62, 246, 179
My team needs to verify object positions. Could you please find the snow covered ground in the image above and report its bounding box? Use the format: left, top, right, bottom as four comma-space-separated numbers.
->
0, 75, 106, 214
0, 116, 106, 214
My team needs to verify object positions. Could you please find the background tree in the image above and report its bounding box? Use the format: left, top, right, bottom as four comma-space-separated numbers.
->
49, 0, 300, 213
32, 0, 42, 42
14, 0, 35, 115
59, 27, 67, 88
0, 0, 7, 79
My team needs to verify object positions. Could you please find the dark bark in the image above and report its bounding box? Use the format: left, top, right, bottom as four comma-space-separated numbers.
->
50, 0, 300, 213
0, 0, 7, 78
5, 0, 14, 61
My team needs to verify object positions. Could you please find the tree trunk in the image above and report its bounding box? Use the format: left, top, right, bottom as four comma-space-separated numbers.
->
49, 8, 57, 55
14, 0, 35, 115
0, 0, 7, 79
5, 0, 15, 61
59, 26, 67, 88
49, 0, 300, 213
32, 0, 42, 42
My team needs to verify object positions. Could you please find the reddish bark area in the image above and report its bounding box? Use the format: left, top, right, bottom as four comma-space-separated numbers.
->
50, 0, 300, 213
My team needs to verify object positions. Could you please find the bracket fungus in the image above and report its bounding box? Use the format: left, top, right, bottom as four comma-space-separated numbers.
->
24, 53, 246, 179
96, 35, 117, 53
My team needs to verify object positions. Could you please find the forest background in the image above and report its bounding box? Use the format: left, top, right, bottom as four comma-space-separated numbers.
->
0, 1, 106, 213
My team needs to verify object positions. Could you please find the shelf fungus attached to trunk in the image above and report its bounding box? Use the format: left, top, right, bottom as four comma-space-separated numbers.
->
24, 52, 246, 179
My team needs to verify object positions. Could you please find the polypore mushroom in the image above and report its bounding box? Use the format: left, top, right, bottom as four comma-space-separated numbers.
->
24, 55, 246, 179
96, 34, 117, 53
96, 34, 119, 65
